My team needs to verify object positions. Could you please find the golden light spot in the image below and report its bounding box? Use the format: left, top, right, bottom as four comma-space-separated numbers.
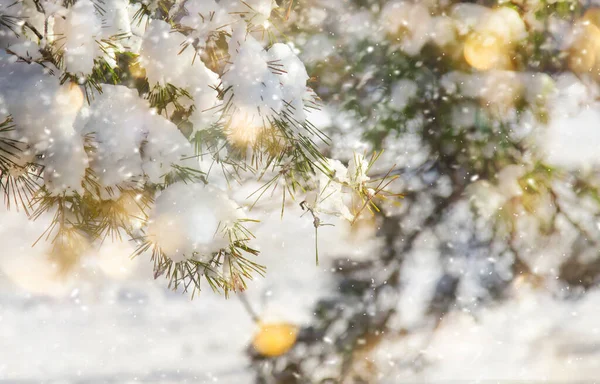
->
129, 61, 147, 79
583, 8, 600, 28
568, 21, 600, 74
1, 252, 73, 298
463, 32, 510, 71
56, 82, 85, 113
225, 121, 265, 148
252, 322, 298, 357
69, 82, 85, 109
50, 227, 90, 274
225, 112, 285, 154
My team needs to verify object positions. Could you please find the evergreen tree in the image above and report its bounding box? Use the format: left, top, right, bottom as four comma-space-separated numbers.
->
3, 0, 600, 381
249, 0, 600, 382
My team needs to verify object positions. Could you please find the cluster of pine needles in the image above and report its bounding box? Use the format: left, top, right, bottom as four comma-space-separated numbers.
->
0, 0, 399, 298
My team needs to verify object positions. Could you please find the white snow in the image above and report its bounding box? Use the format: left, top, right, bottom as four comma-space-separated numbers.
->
59, 0, 102, 75
539, 75, 600, 171
3, 1, 600, 382
390, 79, 418, 111
377, 284, 600, 382
0, 200, 370, 382
147, 182, 243, 263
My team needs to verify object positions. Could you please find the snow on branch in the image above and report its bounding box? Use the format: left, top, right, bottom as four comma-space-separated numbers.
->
0, 0, 394, 296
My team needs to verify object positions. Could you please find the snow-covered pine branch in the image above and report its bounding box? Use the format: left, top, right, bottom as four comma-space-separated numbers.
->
0, 0, 392, 296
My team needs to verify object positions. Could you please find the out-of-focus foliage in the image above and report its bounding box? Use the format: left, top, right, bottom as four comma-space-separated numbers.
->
251, 0, 600, 382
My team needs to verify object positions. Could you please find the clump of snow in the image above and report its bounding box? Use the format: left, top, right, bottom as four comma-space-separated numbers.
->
223, 27, 282, 126
224, 0, 276, 26
347, 152, 370, 187
139, 21, 210, 100
543, 104, 600, 171
139, 20, 221, 131
142, 114, 195, 184
539, 74, 600, 171
306, 154, 372, 222
58, 0, 102, 75
101, 0, 133, 38
301, 34, 336, 63
0, 56, 75, 149
268, 43, 311, 123
307, 159, 353, 221
450, 3, 490, 36
75, 85, 149, 190
450, 101, 478, 129
428, 16, 457, 48
74, 85, 196, 192
380, 1, 432, 56
1, 1, 46, 49
477, 6, 527, 45
0, 55, 88, 194
178, 0, 234, 46
389, 79, 418, 111
187, 63, 221, 132
140, 20, 195, 88
147, 182, 244, 263
42, 134, 88, 195
222, 26, 313, 137
394, 230, 443, 329
5, 40, 42, 61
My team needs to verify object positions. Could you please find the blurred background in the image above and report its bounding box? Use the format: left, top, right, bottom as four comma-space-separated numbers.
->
4, 0, 600, 382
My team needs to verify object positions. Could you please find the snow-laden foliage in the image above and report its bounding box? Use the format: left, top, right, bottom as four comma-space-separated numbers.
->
5, 0, 600, 382
0, 0, 392, 296
245, 0, 600, 382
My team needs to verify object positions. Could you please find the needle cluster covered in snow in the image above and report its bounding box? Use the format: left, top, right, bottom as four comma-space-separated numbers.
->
0, 0, 370, 291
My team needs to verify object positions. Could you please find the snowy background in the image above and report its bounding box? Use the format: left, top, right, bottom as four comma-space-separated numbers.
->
4, 0, 600, 383
4, 83, 600, 381
0, 199, 377, 382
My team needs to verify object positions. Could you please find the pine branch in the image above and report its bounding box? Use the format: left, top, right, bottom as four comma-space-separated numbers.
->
0, 11, 22, 37
133, 218, 264, 297
146, 83, 193, 116
0, 118, 44, 215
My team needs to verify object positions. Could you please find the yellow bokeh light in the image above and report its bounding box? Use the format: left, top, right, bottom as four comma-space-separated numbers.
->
568, 21, 600, 74
68, 82, 85, 110
252, 322, 298, 357
225, 111, 285, 153
226, 121, 265, 148
583, 8, 600, 28
463, 32, 510, 71
224, 109, 268, 149
56, 81, 85, 113
129, 61, 147, 79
